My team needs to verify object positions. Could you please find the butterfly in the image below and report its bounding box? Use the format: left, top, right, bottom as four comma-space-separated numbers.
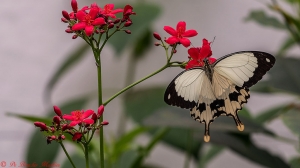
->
164, 51, 275, 142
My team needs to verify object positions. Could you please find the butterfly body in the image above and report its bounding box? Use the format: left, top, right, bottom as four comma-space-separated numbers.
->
164, 51, 275, 142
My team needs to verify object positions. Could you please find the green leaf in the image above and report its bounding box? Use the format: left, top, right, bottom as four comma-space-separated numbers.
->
6, 113, 52, 125
198, 145, 224, 168
255, 104, 290, 124
281, 107, 300, 136
124, 87, 203, 158
211, 133, 289, 168
26, 130, 60, 166
290, 157, 300, 168
278, 36, 296, 55
44, 43, 90, 101
108, 3, 161, 55
245, 10, 286, 29
61, 153, 86, 168
266, 57, 300, 95
132, 28, 153, 59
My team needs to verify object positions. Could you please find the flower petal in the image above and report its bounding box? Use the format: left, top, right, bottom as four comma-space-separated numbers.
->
165, 36, 179, 45
72, 132, 82, 141
185, 60, 200, 69
209, 57, 216, 64
85, 25, 94, 36
69, 121, 81, 127
72, 22, 86, 31
188, 48, 200, 60
111, 9, 123, 14
176, 21, 186, 32
179, 38, 191, 47
63, 115, 74, 120
106, 4, 114, 10
82, 109, 94, 118
182, 30, 198, 37
89, 7, 99, 19
164, 26, 177, 36
83, 118, 94, 125
76, 10, 86, 21
199, 45, 212, 58
92, 17, 106, 26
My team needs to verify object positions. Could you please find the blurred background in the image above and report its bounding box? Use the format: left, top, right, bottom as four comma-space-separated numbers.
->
0, 0, 299, 167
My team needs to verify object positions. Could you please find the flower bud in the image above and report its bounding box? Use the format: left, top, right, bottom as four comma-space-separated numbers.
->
51, 135, 56, 140
47, 136, 52, 144
153, 32, 161, 40
114, 18, 121, 24
60, 135, 66, 140
154, 42, 160, 46
108, 23, 114, 29
92, 113, 97, 123
62, 10, 70, 20
99, 29, 106, 34
34, 122, 48, 131
53, 106, 62, 118
72, 132, 82, 141
108, 20, 113, 24
124, 30, 131, 34
53, 116, 61, 125
72, 35, 78, 39
71, 0, 78, 12
124, 21, 132, 27
98, 105, 104, 117
172, 49, 177, 54
61, 18, 68, 23
62, 124, 73, 131
101, 120, 109, 125
65, 29, 73, 33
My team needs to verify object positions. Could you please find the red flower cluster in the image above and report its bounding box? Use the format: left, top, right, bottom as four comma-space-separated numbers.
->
62, 0, 135, 37
34, 105, 107, 143
185, 39, 216, 69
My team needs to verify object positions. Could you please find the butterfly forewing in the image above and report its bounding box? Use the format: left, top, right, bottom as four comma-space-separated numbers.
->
164, 51, 275, 142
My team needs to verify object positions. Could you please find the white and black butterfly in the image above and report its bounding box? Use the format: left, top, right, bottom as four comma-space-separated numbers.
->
164, 51, 275, 142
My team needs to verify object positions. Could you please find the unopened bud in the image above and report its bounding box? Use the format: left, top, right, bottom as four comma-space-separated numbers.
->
62, 124, 73, 131
53, 116, 61, 125
62, 10, 70, 20
154, 42, 160, 46
108, 23, 114, 29
65, 29, 73, 33
114, 18, 121, 24
60, 135, 66, 140
101, 120, 109, 125
92, 113, 97, 123
53, 106, 62, 117
34, 122, 48, 131
124, 30, 131, 34
71, 0, 78, 12
172, 49, 177, 54
99, 29, 106, 34
61, 18, 68, 23
51, 135, 56, 140
124, 21, 132, 27
72, 35, 78, 39
97, 105, 104, 117
108, 20, 113, 24
153, 32, 161, 40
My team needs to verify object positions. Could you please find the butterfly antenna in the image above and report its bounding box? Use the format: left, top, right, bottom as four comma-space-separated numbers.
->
210, 36, 216, 47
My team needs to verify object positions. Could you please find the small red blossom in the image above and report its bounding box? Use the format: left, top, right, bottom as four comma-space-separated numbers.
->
164, 21, 198, 47
153, 32, 161, 40
100, 4, 123, 19
185, 39, 216, 69
72, 8, 106, 36
63, 110, 95, 126
72, 132, 82, 141
101, 120, 109, 125
122, 5, 135, 21
62, 10, 70, 20
53, 116, 61, 125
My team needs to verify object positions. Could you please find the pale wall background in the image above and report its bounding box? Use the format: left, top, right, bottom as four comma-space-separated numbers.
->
0, 0, 298, 168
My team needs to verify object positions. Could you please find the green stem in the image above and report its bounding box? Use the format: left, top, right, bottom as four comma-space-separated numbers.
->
60, 142, 76, 168
97, 59, 104, 168
103, 63, 170, 106
84, 143, 90, 168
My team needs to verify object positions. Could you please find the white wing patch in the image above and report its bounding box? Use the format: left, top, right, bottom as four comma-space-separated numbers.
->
214, 53, 258, 87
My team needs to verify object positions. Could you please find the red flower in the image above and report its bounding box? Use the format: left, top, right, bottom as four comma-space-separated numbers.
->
185, 39, 216, 69
72, 8, 106, 36
100, 4, 123, 18
63, 110, 95, 126
72, 132, 82, 141
164, 21, 198, 47
122, 5, 135, 21
34, 122, 48, 131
